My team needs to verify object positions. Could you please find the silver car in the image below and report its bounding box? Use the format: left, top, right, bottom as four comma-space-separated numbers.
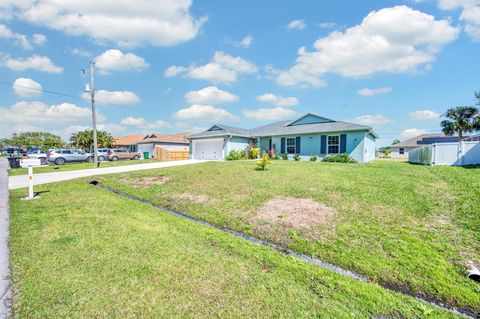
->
47, 149, 94, 165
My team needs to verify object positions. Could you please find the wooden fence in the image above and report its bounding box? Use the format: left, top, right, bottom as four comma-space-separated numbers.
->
154, 147, 190, 161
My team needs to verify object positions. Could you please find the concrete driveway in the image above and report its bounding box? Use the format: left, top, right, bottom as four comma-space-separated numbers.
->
9, 159, 208, 190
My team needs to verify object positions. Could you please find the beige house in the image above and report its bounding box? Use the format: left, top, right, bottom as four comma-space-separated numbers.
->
391, 134, 461, 158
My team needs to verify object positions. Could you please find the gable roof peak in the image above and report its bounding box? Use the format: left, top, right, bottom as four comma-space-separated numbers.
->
286, 113, 335, 126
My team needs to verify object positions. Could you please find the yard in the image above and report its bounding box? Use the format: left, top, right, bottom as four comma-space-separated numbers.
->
94, 160, 480, 314
10, 177, 457, 318
8, 160, 479, 317
8, 159, 158, 176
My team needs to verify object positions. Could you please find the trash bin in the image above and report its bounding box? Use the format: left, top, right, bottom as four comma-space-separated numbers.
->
143, 152, 149, 159
7, 157, 20, 169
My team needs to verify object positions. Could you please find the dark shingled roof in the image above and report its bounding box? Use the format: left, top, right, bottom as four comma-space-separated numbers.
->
188, 114, 376, 139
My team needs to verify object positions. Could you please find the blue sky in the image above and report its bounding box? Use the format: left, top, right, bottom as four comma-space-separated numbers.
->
0, 0, 479, 146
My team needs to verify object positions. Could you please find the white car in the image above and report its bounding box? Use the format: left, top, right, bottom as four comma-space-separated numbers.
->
27, 150, 48, 165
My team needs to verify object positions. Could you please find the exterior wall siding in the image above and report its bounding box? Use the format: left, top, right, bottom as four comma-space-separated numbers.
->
391, 146, 417, 158
261, 131, 372, 162
226, 136, 250, 154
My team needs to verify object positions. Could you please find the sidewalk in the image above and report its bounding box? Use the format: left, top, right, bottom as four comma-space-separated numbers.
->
9, 159, 208, 190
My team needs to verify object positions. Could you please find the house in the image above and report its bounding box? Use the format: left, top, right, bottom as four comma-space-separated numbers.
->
390, 134, 465, 158
137, 132, 191, 158
188, 113, 378, 162
113, 134, 145, 152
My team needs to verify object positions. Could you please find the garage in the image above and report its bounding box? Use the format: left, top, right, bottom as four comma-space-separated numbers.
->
193, 139, 224, 160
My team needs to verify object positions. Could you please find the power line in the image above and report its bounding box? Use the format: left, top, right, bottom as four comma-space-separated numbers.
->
0, 80, 87, 102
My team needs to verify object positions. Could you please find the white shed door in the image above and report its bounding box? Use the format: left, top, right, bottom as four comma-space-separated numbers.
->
193, 139, 224, 160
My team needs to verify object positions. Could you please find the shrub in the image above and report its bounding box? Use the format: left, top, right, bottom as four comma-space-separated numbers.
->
256, 153, 271, 171
321, 153, 357, 163
384, 148, 391, 158
226, 149, 248, 161
273, 153, 280, 160
226, 150, 241, 160
310, 154, 317, 162
293, 154, 301, 161
247, 146, 261, 159
281, 153, 288, 160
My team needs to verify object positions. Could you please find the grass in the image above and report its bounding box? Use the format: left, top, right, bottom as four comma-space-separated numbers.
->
8, 159, 158, 176
9, 180, 459, 318
98, 160, 480, 314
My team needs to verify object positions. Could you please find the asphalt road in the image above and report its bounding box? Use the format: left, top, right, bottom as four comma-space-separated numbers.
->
8, 159, 208, 190
0, 159, 10, 318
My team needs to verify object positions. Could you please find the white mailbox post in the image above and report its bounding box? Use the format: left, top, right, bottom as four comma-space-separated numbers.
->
20, 158, 42, 199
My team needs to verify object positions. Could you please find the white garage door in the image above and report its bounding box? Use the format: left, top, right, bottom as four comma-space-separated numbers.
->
193, 139, 224, 160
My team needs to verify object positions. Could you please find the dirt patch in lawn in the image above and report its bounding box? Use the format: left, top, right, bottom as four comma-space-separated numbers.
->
252, 197, 337, 244
120, 176, 171, 188
173, 193, 209, 204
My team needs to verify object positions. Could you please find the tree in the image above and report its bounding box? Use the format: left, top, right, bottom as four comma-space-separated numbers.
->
69, 129, 114, 151
0, 132, 65, 150
392, 139, 400, 145
475, 91, 479, 105
440, 106, 480, 142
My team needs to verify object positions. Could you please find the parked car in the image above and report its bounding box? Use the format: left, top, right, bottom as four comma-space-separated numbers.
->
107, 148, 141, 161
91, 148, 109, 161
27, 150, 48, 165
47, 149, 94, 165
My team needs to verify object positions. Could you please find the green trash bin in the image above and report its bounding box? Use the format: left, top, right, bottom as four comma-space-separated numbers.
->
143, 152, 149, 159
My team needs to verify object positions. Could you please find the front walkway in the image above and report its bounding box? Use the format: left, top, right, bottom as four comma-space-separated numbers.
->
9, 159, 208, 190
0, 159, 10, 318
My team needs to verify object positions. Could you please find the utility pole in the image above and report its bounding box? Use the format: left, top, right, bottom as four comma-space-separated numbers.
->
90, 60, 98, 166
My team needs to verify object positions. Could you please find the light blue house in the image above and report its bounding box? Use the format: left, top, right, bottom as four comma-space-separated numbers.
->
188, 113, 378, 162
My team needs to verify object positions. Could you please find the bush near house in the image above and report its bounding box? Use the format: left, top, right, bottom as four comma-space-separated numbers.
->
310, 154, 317, 162
226, 149, 248, 160
294, 154, 301, 161
322, 153, 357, 163
281, 153, 288, 160
247, 146, 261, 159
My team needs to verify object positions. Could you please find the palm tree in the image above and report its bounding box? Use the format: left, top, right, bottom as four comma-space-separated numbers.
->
440, 106, 480, 143
69, 129, 114, 151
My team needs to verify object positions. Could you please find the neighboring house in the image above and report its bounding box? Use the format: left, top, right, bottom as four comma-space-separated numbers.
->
137, 132, 191, 158
113, 134, 145, 152
390, 134, 464, 158
188, 113, 378, 162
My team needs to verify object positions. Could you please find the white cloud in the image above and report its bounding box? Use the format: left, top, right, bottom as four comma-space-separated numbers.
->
357, 87, 392, 96
95, 49, 149, 74
243, 107, 296, 121
97, 123, 126, 134
0, 101, 90, 125
82, 90, 140, 105
164, 51, 257, 84
0, 24, 32, 49
318, 22, 338, 29
256, 93, 299, 107
399, 128, 427, 140
120, 116, 172, 129
240, 35, 253, 48
32, 33, 47, 45
352, 115, 394, 126
12, 77, 42, 97
1, 0, 206, 47
173, 104, 238, 122
287, 19, 306, 30
3, 55, 63, 73
438, 0, 480, 40
272, 6, 459, 87
70, 48, 92, 57
409, 110, 441, 121
185, 86, 239, 104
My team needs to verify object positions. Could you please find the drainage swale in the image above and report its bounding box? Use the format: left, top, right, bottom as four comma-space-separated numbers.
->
90, 180, 477, 319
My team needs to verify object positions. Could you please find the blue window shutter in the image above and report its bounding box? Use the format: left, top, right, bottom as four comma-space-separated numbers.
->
320, 135, 327, 154
295, 136, 301, 154
281, 137, 285, 154
340, 134, 347, 153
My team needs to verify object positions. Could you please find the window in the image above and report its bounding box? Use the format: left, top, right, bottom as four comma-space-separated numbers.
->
327, 135, 340, 154
286, 138, 296, 154
399, 148, 404, 155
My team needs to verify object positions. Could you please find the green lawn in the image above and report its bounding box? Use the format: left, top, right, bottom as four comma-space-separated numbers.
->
10, 180, 458, 318
97, 160, 480, 314
8, 159, 158, 176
